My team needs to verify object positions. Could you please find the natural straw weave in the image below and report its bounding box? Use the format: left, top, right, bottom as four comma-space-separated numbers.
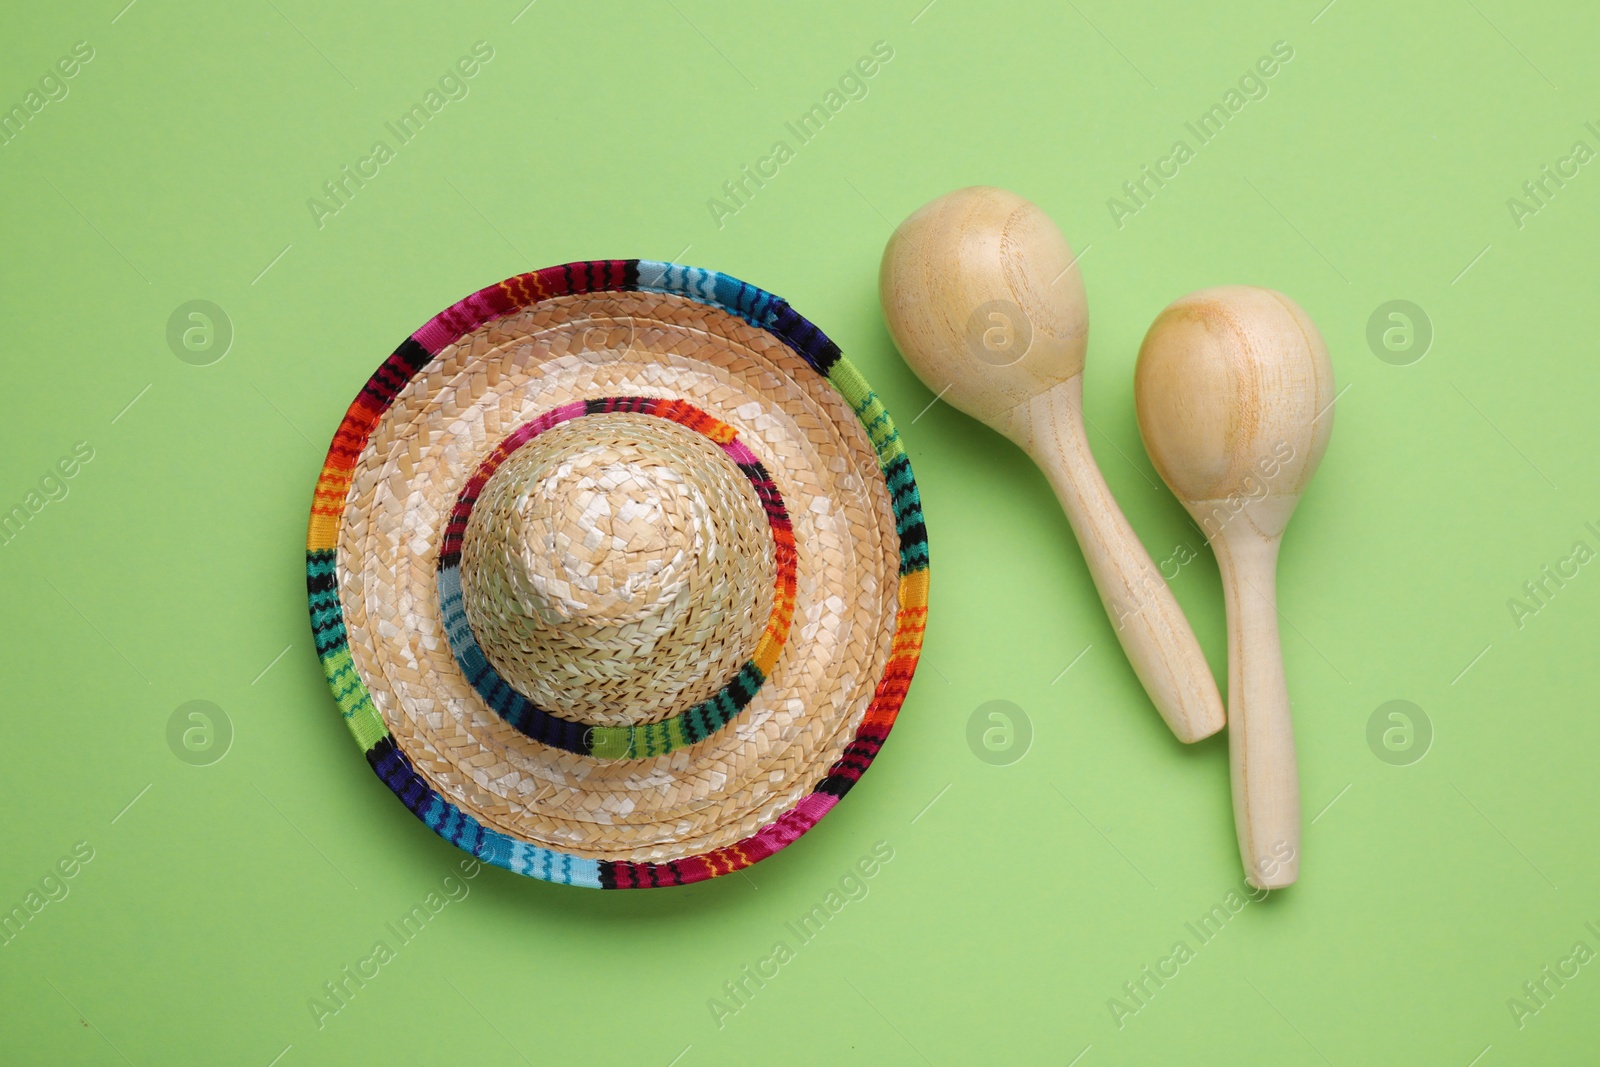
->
307, 261, 929, 888
440, 400, 799, 760
461, 413, 776, 727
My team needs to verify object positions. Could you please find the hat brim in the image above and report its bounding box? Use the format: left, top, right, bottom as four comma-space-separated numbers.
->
307, 261, 928, 888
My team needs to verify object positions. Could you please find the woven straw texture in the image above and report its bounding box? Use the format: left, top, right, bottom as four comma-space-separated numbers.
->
436, 398, 800, 762
307, 261, 928, 888
459, 411, 779, 726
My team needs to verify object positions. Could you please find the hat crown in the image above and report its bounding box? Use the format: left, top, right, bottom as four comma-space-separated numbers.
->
458, 413, 775, 727
493, 452, 697, 628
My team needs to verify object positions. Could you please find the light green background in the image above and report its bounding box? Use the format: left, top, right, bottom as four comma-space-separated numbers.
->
3, 1, 1597, 1064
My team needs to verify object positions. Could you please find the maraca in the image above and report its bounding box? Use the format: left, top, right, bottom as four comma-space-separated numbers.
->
1134, 286, 1334, 888
881, 187, 1225, 744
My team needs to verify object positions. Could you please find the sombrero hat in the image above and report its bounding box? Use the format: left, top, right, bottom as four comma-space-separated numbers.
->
306, 260, 929, 888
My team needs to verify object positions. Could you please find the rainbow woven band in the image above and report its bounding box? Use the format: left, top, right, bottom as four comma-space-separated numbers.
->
436, 396, 798, 760
306, 260, 929, 889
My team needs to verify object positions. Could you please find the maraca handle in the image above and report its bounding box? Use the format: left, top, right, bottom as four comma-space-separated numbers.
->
1011, 377, 1226, 744
1214, 534, 1300, 888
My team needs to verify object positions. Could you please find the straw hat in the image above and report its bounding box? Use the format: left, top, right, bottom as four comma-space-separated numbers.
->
306, 261, 929, 888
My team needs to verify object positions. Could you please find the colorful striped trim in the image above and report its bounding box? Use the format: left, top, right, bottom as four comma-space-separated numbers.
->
306, 260, 929, 888
437, 396, 798, 760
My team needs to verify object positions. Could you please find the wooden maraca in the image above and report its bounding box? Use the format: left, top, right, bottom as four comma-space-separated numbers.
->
1134, 286, 1334, 888
880, 187, 1225, 744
